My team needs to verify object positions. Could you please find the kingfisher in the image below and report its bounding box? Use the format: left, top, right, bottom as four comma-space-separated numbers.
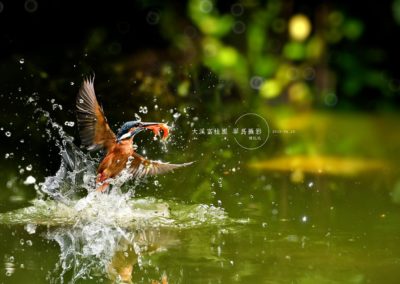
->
75, 77, 191, 192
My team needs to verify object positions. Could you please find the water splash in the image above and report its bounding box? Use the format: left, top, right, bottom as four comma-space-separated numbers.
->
0, 196, 228, 228
4, 105, 229, 283
29, 106, 99, 202
0, 194, 228, 283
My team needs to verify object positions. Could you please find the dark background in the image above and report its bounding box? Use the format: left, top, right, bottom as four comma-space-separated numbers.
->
1, 0, 400, 208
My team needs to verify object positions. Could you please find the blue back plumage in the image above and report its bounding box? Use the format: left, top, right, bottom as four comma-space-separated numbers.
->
117, 121, 140, 139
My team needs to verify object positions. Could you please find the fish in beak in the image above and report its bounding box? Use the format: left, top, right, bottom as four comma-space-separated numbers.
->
140, 122, 169, 140
116, 122, 169, 142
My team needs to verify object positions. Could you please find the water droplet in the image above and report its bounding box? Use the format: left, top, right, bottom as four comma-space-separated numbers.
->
154, 104, 158, 110
20, 239, 25, 245
26, 164, 33, 171
25, 223, 36, 234
19, 58, 25, 64
5, 131, 11, 137
52, 103, 63, 110
26, 97, 35, 104
70, 81, 75, 86
173, 112, 181, 120
5, 153, 14, 159
301, 215, 308, 222
308, 181, 314, 188
218, 177, 223, 188
26, 240, 32, 246
139, 106, 148, 114
5, 270, 13, 277
23, 175, 36, 185
20, 139, 24, 143
217, 246, 221, 256
64, 121, 75, 127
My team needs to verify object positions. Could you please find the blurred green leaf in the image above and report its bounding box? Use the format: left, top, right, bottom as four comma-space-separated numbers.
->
283, 41, 306, 60
189, 0, 233, 37
344, 19, 364, 40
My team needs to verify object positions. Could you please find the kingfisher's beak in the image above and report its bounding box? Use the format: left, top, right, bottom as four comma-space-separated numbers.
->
141, 122, 169, 140
131, 127, 145, 136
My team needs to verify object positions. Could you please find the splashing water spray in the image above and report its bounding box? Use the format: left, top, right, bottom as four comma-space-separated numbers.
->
3, 86, 230, 283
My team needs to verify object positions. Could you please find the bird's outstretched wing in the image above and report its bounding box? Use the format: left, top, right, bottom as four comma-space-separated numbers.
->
76, 77, 116, 151
129, 151, 193, 179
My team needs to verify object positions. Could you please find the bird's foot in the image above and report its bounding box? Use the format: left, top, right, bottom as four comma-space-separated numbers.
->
96, 182, 110, 193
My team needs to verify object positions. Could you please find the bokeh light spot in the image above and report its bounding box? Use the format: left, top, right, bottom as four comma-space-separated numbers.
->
302, 67, 316, 80
260, 79, 282, 99
288, 82, 312, 105
231, 3, 244, 16
217, 47, 238, 67
232, 21, 246, 34
250, 76, 264, 90
289, 14, 311, 41
24, 0, 38, 13
324, 92, 338, 106
146, 11, 160, 25
200, 0, 213, 13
